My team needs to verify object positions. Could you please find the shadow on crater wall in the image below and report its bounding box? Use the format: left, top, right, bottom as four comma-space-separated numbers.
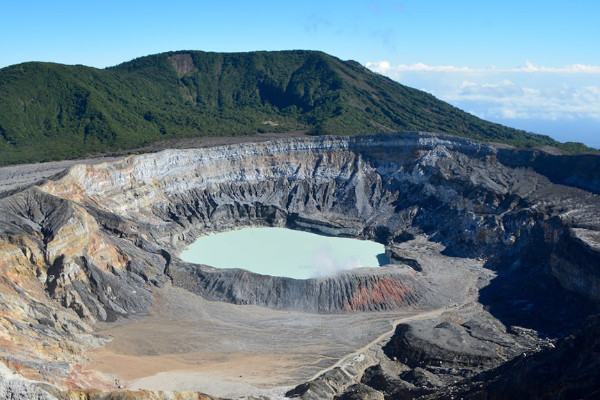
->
478, 264, 598, 338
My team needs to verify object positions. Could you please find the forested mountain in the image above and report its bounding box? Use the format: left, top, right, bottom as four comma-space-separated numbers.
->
0, 50, 591, 165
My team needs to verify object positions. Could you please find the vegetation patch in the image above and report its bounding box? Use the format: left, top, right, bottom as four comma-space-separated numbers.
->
0, 50, 594, 165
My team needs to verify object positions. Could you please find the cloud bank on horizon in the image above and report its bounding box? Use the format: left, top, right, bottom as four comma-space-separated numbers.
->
366, 61, 600, 148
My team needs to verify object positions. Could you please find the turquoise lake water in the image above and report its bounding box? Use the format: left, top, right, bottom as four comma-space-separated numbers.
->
179, 227, 387, 279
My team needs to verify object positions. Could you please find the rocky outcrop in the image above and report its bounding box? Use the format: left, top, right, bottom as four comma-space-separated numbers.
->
435, 315, 600, 400
383, 321, 505, 370
171, 262, 428, 312
496, 148, 600, 194
0, 131, 599, 398
0, 187, 153, 323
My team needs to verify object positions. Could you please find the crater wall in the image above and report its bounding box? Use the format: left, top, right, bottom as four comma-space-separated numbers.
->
37, 132, 600, 304
0, 132, 599, 395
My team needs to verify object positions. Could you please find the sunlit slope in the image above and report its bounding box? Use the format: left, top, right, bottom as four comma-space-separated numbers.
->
0, 50, 591, 165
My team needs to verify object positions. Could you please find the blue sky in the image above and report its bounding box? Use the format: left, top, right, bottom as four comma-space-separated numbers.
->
2, 0, 599, 147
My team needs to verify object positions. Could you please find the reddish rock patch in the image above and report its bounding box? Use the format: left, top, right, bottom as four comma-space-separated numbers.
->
343, 278, 414, 311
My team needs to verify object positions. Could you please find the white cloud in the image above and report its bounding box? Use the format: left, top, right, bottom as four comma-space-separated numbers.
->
365, 61, 600, 74
366, 61, 471, 73
459, 79, 524, 98
303, 247, 366, 278
516, 62, 600, 74
364, 60, 600, 123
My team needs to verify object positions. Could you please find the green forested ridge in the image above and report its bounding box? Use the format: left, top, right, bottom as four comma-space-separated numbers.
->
0, 50, 593, 165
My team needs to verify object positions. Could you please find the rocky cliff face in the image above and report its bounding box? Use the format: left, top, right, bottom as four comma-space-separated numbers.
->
0, 131, 599, 398
38, 132, 599, 301
435, 315, 600, 400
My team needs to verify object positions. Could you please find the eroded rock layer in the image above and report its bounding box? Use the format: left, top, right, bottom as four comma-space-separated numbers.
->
0, 132, 599, 398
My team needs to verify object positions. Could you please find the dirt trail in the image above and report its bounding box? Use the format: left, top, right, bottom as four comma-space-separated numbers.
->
308, 306, 450, 381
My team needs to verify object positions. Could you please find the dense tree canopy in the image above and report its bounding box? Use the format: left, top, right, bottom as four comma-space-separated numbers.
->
0, 50, 592, 165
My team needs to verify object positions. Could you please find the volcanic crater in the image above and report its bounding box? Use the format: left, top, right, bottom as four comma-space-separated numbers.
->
0, 132, 599, 399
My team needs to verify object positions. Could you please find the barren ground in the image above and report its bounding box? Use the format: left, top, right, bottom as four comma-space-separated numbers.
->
87, 284, 404, 397
85, 238, 487, 398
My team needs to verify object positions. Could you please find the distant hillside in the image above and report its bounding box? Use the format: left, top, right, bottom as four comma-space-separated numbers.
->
0, 50, 592, 165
